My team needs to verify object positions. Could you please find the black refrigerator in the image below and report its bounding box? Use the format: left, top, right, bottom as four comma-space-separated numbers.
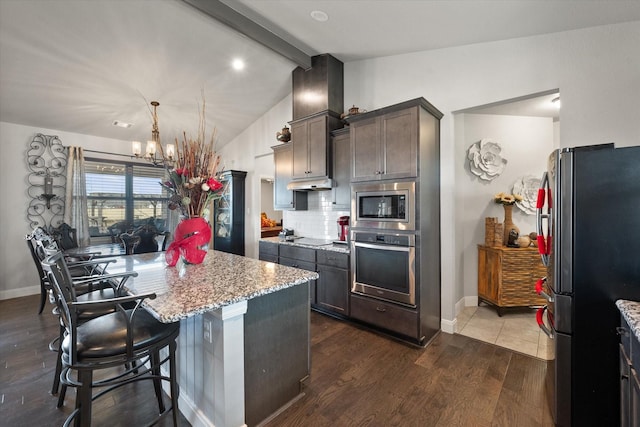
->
536, 143, 640, 426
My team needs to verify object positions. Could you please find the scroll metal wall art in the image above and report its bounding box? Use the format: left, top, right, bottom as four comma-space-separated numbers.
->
27, 133, 67, 230
467, 138, 507, 181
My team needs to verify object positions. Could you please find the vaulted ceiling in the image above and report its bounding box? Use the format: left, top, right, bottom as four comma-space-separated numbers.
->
1, 0, 639, 149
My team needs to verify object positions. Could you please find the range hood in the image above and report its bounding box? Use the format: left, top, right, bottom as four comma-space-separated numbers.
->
287, 178, 333, 191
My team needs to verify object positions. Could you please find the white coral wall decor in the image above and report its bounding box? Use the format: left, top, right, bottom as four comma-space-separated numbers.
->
512, 175, 541, 215
467, 138, 507, 181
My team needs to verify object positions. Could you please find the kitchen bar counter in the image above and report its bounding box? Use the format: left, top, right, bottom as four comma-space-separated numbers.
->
261, 236, 350, 254
617, 300, 640, 342
106, 251, 317, 427
108, 250, 317, 323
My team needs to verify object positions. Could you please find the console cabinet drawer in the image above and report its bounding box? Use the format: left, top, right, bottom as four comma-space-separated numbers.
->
278, 257, 315, 272
279, 245, 316, 263
316, 250, 349, 269
350, 294, 418, 339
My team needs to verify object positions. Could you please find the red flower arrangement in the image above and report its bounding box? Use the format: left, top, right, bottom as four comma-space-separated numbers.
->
160, 100, 224, 219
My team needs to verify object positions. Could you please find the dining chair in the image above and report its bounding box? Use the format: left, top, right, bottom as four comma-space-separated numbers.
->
42, 252, 180, 427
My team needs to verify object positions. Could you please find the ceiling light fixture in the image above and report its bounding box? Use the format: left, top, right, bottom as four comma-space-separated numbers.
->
552, 96, 561, 108
231, 58, 245, 71
113, 120, 133, 128
310, 10, 329, 22
132, 101, 175, 166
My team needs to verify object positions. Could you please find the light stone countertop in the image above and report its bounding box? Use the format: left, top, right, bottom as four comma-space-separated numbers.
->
105, 251, 318, 323
617, 299, 640, 343
260, 236, 350, 254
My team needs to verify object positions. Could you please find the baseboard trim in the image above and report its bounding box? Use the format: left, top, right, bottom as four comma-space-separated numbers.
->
0, 286, 40, 301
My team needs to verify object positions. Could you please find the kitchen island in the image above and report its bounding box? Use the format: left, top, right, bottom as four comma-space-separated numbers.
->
108, 251, 318, 427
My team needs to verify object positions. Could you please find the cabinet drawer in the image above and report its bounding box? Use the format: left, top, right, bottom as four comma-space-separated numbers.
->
350, 294, 418, 338
279, 245, 316, 263
279, 257, 315, 272
259, 241, 279, 257
316, 250, 349, 269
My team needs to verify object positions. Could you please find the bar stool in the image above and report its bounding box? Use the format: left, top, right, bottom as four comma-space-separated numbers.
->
43, 252, 180, 427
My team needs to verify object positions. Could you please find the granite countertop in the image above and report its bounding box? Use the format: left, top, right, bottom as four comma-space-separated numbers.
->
105, 251, 318, 323
261, 236, 350, 254
617, 300, 640, 342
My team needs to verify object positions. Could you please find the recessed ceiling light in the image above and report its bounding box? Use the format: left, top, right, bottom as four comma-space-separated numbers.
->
310, 10, 329, 22
232, 58, 245, 71
113, 120, 132, 128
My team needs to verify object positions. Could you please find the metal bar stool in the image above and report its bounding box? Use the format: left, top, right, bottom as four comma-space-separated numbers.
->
43, 252, 180, 427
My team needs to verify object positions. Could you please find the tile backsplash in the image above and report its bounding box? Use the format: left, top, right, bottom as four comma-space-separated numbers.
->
282, 191, 349, 240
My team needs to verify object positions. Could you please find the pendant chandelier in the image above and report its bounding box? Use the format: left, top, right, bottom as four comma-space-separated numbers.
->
131, 101, 175, 166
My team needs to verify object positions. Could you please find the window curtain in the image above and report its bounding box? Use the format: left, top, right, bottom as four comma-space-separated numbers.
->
64, 147, 90, 246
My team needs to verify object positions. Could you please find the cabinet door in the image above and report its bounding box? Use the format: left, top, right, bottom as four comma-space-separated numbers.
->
381, 107, 418, 179
631, 367, 640, 427
290, 120, 309, 179
316, 264, 349, 315
273, 145, 307, 210
331, 131, 351, 209
306, 115, 328, 178
621, 344, 631, 427
351, 116, 381, 182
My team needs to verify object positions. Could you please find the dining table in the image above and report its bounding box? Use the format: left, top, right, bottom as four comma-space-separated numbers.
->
63, 242, 127, 258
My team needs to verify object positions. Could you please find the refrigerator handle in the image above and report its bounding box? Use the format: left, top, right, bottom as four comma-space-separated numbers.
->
535, 277, 553, 302
536, 171, 551, 266
536, 306, 554, 339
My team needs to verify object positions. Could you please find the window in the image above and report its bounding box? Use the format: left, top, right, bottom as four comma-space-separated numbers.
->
85, 158, 169, 238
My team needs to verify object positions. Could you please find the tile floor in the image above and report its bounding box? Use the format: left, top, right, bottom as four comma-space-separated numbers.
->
456, 304, 553, 360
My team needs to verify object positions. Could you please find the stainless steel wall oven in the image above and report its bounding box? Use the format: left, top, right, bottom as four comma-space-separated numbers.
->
351, 231, 416, 307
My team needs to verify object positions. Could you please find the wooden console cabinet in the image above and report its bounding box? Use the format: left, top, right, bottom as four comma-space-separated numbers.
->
477, 245, 547, 315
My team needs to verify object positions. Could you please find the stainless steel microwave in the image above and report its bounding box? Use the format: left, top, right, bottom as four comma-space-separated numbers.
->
351, 181, 415, 231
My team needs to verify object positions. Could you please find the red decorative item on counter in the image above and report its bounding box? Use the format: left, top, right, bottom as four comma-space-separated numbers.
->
165, 217, 212, 266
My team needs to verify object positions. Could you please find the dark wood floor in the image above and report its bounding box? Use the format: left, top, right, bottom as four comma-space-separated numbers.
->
1, 295, 554, 426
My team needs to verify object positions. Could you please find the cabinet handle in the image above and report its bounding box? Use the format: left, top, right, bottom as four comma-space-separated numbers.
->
622, 374, 630, 380
376, 306, 387, 313
617, 326, 629, 337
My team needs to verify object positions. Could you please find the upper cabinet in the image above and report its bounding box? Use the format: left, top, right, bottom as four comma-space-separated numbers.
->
290, 113, 342, 180
349, 98, 443, 182
330, 128, 351, 210
272, 143, 307, 211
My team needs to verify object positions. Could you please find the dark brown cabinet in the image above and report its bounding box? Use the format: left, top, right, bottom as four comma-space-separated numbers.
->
212, 170, 246, 256
258, 240, 278, 263
272, 143, 307, 210
330, 128, 351, 210
278, 245, 317, 305
315, 250, 349, 316
619, 316, 640, 427
291, 114, 329, 179
350, 293, 419, 338
350, 106, 418, 182
289, 113, 342, 180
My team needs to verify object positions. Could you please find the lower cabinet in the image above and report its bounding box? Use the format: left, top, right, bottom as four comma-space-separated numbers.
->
619, 316, 640, 427
315, 251, 349, 316
278, 245, 317, 305
258, 240, 278, 263
350, 293, 418, 339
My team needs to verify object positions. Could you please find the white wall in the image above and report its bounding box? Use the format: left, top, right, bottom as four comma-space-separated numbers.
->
456, 114, 555, 299
0, 122, 134, 299
218, 94, 292, 259
343, 21, 640, 330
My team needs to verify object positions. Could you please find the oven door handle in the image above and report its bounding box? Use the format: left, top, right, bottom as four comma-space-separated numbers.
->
353, 242, 412, 252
